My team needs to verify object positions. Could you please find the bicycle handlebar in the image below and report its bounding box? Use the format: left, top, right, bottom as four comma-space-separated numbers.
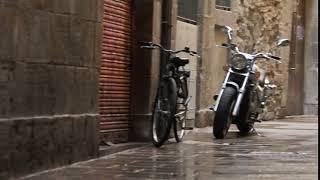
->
139, 41, 200, 57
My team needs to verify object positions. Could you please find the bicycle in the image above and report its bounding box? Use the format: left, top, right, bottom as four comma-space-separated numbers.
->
140, 42, 199, 147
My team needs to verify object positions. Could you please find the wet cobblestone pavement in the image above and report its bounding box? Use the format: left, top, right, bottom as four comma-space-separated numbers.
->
20, 117, 318, 180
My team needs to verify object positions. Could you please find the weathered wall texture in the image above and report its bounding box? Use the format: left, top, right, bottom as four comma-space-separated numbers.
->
175, 20, 198, 127
212, 26, 229, 94
0, 0, 102, 178
303, 0, 318, 115
233, 0, 293, 119
196, 0, 216, 127
130, 0, 163, 141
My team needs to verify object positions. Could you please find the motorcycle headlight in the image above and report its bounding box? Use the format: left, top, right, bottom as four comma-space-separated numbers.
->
231, 54, 247, 70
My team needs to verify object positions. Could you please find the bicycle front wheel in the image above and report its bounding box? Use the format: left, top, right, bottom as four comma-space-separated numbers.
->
152, 77, 177, 147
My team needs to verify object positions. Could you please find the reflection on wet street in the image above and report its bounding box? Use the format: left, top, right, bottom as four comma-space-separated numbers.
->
21, 118, 318, 180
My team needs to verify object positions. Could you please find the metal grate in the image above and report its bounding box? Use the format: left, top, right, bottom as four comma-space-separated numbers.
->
100, 0, 133, 142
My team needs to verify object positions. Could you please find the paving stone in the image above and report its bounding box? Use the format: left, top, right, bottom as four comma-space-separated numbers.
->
21, 118, 318, 180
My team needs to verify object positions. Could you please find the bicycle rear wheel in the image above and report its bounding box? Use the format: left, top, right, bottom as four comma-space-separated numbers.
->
174, 78, 188, 142
152, 77, 177, 147
173, 103, 187, 142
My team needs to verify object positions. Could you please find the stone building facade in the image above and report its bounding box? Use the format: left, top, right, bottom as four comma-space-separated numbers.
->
233, 0, 318, 117
196, 0, 288, 126
232, 0, 293, 119
0, 0, 317, 178
196, 0, 318, 127
0, 1, 102, 178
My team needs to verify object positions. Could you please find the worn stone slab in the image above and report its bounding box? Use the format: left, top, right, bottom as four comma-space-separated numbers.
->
0, 114, 99, 179
20, 118, 318, 180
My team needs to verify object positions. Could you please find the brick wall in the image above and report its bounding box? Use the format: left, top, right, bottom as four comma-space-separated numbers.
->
0, 0, 102, 178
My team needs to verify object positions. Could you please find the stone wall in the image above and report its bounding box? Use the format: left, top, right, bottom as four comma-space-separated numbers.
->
233, 0, 293, 119
195, 0, 216, 127
0, 0, 102, 178
304, 0, 318, 115
129, 0, 163, 141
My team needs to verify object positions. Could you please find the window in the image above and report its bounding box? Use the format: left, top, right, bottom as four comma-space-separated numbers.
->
216, 0, 231, 11
178, 0, 198, 23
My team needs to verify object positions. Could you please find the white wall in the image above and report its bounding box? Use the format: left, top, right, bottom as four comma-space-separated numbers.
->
175, 20, 198, 127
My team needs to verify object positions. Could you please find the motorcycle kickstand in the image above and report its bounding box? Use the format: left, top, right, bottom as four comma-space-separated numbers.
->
250, 112, 261, 123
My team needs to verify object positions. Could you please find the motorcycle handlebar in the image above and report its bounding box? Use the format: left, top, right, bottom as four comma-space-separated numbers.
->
256, 53, 282, 63
215, 44, 282, 63
267, 54, 281, 60
139, 41, 200, 57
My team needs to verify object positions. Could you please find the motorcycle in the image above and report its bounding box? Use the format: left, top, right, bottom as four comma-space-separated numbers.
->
211, 25, 290, 139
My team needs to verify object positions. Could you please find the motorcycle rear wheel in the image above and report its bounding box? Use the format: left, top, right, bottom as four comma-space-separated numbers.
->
236, 90, 255, 134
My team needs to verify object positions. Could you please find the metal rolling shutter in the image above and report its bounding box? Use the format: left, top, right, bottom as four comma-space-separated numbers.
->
100, 0, 133, 141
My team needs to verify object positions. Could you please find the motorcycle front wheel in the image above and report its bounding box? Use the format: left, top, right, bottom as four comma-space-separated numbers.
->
213, 86, 237, 139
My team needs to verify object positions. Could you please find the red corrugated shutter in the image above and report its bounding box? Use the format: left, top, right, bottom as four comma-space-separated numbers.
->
100, 0, 133, 142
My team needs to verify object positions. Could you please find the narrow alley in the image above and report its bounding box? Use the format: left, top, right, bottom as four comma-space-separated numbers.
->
20, 117, 318, 180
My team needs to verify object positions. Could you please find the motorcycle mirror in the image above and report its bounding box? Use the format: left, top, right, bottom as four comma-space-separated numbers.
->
276, 39, 290, 47
220, 25, 233, 32
224, 25, 233, 32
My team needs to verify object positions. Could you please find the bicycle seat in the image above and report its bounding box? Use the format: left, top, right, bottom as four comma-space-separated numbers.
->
171, 57, 189, 67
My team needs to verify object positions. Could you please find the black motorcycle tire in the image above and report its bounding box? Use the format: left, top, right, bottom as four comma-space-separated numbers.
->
213, 86, 237, 139
152, 77, 177, 147
236, 91, 254, 134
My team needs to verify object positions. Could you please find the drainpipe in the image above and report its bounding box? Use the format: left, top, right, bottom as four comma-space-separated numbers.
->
160, 0, 171, 72
160, 0, 177, 72
161, 0, 171, 48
